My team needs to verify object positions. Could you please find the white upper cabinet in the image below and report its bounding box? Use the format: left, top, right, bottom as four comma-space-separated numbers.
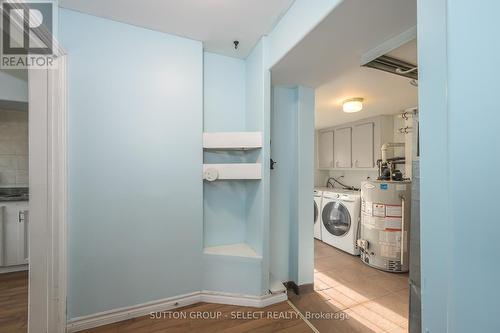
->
318, 130, 334, 169
352, 122, 374, 168
334, 127, 352, 168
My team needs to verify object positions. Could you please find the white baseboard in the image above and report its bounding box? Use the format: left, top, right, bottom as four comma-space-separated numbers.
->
0, 264, 28, 274
201, 290, 288, 308
66, 290, 287, 333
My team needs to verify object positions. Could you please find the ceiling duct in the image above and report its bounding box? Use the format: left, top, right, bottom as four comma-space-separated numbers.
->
363, 55, 418, 80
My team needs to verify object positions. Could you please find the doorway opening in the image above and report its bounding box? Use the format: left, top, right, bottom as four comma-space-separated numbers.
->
0, 69, 29, 332
270, 0, 419, 332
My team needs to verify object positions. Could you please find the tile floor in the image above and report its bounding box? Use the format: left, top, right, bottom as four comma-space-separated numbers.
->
289, 240, 409, 333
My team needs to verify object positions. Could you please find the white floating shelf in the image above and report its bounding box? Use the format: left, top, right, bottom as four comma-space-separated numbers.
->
203, 163, 261, 181
204, 243, 261, 259
203, 132, 262, 150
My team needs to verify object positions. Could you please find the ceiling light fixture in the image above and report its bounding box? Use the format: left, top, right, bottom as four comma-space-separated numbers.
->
342, 98, 364, 113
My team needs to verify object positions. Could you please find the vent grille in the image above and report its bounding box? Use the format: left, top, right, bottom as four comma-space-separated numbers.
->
388, 260, 402, 272
363, 55, 418, 80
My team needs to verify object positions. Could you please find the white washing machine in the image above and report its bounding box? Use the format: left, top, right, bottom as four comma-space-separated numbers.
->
321, 189, 361, 255
314, 189, 323, 240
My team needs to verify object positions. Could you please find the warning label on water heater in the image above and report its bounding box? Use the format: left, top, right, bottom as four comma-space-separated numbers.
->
385, 205, 403, 218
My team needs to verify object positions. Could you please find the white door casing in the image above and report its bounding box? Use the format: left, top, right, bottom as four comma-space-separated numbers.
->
28, 56, 68, 333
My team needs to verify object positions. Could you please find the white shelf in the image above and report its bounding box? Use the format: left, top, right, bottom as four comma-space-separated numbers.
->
204, 243, 261, 259
203, 163, 261, 181
203, 132, 262, 150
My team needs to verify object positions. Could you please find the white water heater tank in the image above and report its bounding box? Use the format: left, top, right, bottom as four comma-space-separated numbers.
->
358, 180, 411, 272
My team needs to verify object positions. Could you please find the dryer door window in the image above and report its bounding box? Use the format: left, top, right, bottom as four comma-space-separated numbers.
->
322, 201, 351, 237
314, 201, 318, 224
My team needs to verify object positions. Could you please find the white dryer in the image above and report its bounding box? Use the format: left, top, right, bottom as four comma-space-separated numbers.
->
321, 189, 361, 255
314, 189, 323, 240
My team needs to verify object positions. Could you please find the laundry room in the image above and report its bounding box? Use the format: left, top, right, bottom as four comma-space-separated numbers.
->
271, 0, 420, 331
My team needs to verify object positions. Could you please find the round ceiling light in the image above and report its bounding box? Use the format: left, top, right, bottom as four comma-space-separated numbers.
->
342, 98, 364, 113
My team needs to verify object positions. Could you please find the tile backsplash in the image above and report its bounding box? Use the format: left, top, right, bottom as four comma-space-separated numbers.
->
0, 110, 28, 186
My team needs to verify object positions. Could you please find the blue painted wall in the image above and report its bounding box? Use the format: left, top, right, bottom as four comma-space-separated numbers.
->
420, 0, 500, 332
203, 52, 246, 132
270, 86, 314, 285
202, 41, 270, 295
203, 52, 248, 247
296, 87, 314, 285
60, 9, 203, 319
245, 38, 271, 292
266, 0, 340, 288
270, 87, 297, 282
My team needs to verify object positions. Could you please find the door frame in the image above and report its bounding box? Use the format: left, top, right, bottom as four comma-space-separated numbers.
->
28, 54, 68, 333
4, 6, 71, 331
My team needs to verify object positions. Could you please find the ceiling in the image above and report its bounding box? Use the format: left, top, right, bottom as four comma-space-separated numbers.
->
59, 0, 295, 58
386, 38, 417, 64
269, 0, 417, 128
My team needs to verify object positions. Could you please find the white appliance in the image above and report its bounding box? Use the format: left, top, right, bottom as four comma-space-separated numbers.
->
320, 189, 361, 255
358, 180, 411, 272
314, 189, 323, 240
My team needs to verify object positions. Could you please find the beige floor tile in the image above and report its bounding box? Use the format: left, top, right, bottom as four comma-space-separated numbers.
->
394, 288, 409, 301
369, 273, 409, 293
314, 278, 331, 291
333, 274, 393, 303
322, 287, 359, 310
315, 289, 332, 301
329, 308, 382, 333
362, 294, 408, 325
349, 304, 399, 332
385, 325, 408, 333
305, 239, 410, 333
315, 271, 344, 288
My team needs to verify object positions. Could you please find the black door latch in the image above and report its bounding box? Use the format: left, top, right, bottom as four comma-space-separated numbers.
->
270, 158, 277, 170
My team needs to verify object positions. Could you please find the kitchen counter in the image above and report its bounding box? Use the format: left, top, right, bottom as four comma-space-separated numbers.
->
0, 187, 29, 202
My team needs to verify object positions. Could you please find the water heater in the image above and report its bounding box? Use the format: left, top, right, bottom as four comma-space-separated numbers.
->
358, 180, 411, 272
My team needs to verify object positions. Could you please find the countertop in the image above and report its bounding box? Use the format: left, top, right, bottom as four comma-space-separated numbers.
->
0, 187, 29, 202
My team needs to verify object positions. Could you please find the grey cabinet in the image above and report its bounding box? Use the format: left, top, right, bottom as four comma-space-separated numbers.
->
352, 122, 374, 168
333, 127, 352, 168
316, 115, 394, 170
318, 130, 334, 169
0, 202, 29, 267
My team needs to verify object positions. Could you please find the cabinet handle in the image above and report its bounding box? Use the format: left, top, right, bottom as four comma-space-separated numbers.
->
19, 211, 25, 223
335, 161, 339, 168
0, 206, 4, 266
354, 160, 358, 167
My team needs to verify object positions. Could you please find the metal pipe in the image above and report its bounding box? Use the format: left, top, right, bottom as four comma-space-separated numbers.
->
381, 142, 405, 163
400, 195, 406, 266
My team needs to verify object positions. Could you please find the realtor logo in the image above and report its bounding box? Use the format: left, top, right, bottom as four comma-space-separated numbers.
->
1, 1, 55, 68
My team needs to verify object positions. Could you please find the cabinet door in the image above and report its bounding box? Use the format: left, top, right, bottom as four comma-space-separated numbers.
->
352, 122, 374, 168
1, 203, 28, 266
334, 127, 352, 168
318, 131, 334, 169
